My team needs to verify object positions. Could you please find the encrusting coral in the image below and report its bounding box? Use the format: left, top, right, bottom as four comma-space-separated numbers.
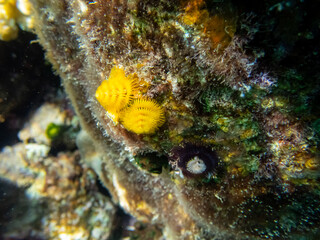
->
23, 0, 320, 239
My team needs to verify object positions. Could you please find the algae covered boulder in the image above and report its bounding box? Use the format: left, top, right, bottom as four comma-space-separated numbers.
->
29, 0, 320, 239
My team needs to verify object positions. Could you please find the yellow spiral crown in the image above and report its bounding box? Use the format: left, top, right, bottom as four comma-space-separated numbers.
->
95, 67, 138, 123
120, 98, 165, 134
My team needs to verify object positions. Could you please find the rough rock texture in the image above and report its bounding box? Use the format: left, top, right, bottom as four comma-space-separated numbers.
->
0, 102, 116, 240
28, 0, 320, 239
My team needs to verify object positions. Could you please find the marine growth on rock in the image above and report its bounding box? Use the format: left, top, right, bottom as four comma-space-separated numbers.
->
170, 143, 220, 179
11, 0, 320, 239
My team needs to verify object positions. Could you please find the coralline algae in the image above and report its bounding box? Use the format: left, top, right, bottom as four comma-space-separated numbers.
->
19, 0, 320, 239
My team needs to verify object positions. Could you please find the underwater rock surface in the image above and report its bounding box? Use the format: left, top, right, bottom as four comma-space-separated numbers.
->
0, 102, 116, 240
25, 0, 320, 239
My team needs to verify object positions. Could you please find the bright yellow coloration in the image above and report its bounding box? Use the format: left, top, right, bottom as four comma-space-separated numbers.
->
95, 66, 165, 132
95, 67, 138, 123
0, 20, 18, 40
0, 0, 34, 41
0, 0, 18, 40
120, 98, 165, 134
0, 0, 18, 19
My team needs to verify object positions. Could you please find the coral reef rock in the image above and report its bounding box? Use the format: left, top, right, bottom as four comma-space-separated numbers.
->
29, 0, 320, 239
0, 101, 116, 240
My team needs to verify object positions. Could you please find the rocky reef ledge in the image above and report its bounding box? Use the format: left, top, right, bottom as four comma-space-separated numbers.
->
2, 0, 319, 239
